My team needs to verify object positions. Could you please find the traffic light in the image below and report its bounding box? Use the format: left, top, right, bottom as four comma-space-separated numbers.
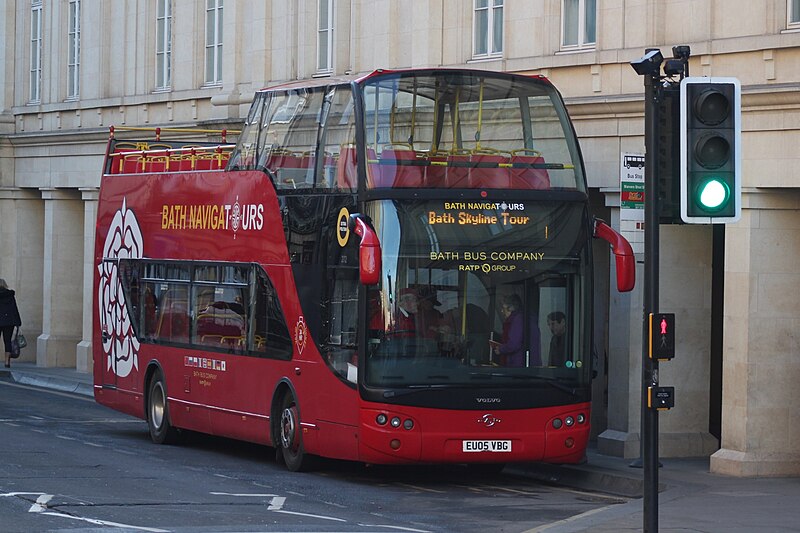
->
680, 77, 741, 223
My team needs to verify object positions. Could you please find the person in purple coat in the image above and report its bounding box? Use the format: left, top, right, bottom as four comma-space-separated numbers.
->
492, 294, 543, 367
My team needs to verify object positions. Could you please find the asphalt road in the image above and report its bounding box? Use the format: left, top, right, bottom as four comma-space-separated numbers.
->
0, 379, 626, 532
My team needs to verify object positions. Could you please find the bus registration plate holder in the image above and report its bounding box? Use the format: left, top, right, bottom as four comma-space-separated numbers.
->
462, 440, 512, 453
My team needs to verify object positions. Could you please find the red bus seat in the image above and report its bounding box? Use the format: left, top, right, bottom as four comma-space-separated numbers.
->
510, 150, 550, 189
336, 145, 359, 189
379, 146, 424, 188
470, 150, 511, 188
445, 151, 471, 188
424, 153, 448, 187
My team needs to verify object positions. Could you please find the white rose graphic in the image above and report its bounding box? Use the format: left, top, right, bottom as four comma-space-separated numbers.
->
98, 198, 143, 378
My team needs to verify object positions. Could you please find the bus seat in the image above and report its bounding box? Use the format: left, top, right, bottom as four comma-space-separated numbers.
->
510, 150, 550, 189
160, 302, 189, 343
424, 153, 448, 188
336, 145, 359, 189
445, 152, 471, 188
470, 150, 511, 188
145, 154, 169, 173
380, 146, 424, 188
122, 154, 145, 174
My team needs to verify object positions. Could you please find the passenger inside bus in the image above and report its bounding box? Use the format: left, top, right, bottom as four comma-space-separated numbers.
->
547, 310, 567, 367
393, 288, 418, 337
489, 293, 544, 368
440, 300, 491, 364
416, 287, 445, 340
491, 294, 525, 367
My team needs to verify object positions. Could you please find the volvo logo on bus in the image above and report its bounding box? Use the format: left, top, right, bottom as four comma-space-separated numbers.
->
476, 397, 501, 403
479, 414, 501, 427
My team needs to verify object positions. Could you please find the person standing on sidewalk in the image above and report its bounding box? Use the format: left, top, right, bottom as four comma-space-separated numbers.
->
0, 278, 23, 368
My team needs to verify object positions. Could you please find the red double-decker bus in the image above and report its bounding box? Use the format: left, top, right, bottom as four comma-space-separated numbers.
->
93, 68, 634, 472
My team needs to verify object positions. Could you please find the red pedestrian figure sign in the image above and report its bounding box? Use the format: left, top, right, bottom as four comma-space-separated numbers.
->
650, 313, 675, 360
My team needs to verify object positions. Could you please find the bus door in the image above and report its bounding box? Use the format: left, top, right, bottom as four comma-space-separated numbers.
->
98, 257, 144, 388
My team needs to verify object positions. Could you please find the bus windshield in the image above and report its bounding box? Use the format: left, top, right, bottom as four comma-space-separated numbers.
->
361, 71, 584, 191
364, 198, 592, 390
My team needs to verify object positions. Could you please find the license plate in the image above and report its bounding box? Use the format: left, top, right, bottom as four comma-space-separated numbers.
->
462, 440, 512, 453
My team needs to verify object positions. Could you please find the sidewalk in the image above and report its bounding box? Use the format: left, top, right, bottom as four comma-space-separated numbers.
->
0, 361, 94, 398
3, 362, 799, 532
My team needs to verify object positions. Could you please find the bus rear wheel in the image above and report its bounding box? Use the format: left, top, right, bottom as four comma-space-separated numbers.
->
148, 371, 180, 445
278, 393, 314, 472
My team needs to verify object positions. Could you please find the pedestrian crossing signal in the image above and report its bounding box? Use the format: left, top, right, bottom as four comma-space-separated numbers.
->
649, 313, 675, 360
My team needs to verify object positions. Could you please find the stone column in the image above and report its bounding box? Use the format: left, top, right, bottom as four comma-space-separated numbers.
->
0, 188, 44, 364
711, 191, 800, 476
37, 189, 83, 368
597, 190, 644, 459
76, 188, 99, 373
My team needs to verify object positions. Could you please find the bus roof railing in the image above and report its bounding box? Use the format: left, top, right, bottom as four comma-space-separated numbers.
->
109, 125, 241, 143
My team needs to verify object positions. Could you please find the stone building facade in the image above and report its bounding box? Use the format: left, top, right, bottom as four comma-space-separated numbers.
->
1, 0, 799, 477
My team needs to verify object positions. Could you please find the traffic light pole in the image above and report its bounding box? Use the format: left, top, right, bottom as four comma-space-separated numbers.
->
641, 67, 661, 533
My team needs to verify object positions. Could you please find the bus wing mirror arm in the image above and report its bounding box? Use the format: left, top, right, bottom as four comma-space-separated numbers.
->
349, 213, 382, 285
593, 217, 636, 292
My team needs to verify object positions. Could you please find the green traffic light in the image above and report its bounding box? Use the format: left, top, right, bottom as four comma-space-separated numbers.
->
697, 178, 730, 211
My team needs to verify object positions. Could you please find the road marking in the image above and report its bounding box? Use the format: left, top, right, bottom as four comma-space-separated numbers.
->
395, 483, 447, 494
210, 492, 286, 511
39, 511, 169, 532
2, 492, 167, 532
267, 496, 286, 510
522, 503, 622, 532
29, 494, 53, 513
273, 509, 347, 522
358, 524, 432, 532
210, 492, 279, 497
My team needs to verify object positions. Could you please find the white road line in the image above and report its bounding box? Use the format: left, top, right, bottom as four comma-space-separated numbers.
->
29, 494, 53, 513
1, 492, 167, 532
394, 483, 447, 494
40, 511, 169, 532
522, 503, 623, 532
358, 524, 432, 532
209, 492, 279, 497
267, 496, 286, 511
272, 509, 347, 522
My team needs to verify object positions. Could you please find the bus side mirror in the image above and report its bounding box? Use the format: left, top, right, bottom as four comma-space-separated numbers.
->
593, 218, 636, 292
349, 213, 382, 285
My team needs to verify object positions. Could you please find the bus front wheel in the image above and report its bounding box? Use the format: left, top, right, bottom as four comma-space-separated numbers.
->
279, 394, 314, 472
147, 371, 180, 445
